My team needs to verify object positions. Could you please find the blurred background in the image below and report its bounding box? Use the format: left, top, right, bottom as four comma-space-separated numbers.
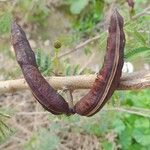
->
0, 0, 150, 149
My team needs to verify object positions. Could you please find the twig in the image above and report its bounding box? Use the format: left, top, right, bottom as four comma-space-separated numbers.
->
58, 35, 101, 58
127, 106, 150, 112
104, 107, 150, 118
131, 6, 150, 20
0, 70, 149, 94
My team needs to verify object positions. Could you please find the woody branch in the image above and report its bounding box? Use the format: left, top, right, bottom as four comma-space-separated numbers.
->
0, 70, 149, 94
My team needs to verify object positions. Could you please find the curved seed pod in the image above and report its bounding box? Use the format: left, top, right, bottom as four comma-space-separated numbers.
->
11, 22, 71, 115
74, 9, 125, 116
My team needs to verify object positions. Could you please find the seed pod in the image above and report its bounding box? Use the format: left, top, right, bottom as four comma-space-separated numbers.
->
74, 9, 125, 116
11, 22, 71, 115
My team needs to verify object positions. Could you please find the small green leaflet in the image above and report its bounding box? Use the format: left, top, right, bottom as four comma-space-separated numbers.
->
125, 47, 150, 59
134, 30, 147, 45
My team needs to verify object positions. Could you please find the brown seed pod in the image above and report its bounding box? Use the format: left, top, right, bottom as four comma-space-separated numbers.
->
11, 22, 71, 115
74, 9, 125, 116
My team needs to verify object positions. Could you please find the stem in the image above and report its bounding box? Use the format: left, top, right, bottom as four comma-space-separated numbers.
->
0, 71, 149, 94
104, 107, 150, 118
131, 6, 150, 20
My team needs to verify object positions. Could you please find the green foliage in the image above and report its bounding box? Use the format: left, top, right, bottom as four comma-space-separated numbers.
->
122, 90, 150, 108
0, 112, 12, 143
18, 0, 49, 27
0, 12, 12, 35
0, 1, 49, 36
35, 48, 83, 76
113, 115, 150, 149
24, 128, 60, 150
27, 7, 49, 27
112, 90, 150, 149
59, 90, 150, 150
64, 62, 80, 75
101, 140, 113, 150
125, 47, 150, 59
70, 0, 89, 15
24, 90, 148, 150
134, 30, 147, 45
124, 15, 150, 61
35, 49, 52, 76
67, 0, 104, 35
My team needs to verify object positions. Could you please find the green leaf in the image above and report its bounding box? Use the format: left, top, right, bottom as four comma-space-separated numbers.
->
0, 12, 12, 35
0, 112, 12, 144
134, 30, 147, 45
133, 129, 150, 146
73, 64, 80, 75
36, 49, 42, 66
94, 0, 104, 16
35, 49, 52, 75
41, 55, 50, 72
119, 128, 132, 149
126, 90, 150, 108
113, 119, 125, 134
128, 143, 145, 150
65, 64, 71, 75
134, 118, 150, 129
102, 140, 113, 150
70, 0, 89, 14
125, 47, 150, 59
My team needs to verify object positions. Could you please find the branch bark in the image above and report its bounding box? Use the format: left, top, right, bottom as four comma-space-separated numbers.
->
0, 70, 149, 94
